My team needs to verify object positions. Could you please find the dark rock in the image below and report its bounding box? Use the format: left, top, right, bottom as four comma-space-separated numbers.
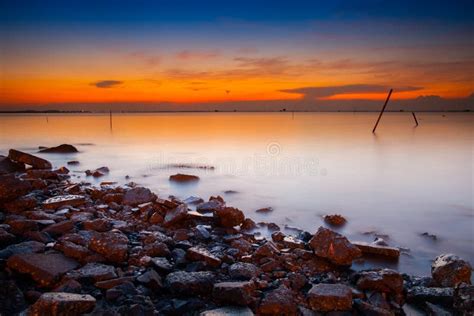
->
3, 195, 37, 213
42, 220, 75, 236
89, 231, 129, 263
151, 257, 174, 272
169, 173, 200, 183
215, 207, 244, 227
163, 204, 188, 227
324, 214, 347, 226
453, 284, 473, 313
29, 292, 96, 315
254, 241, 280, 257
123, 187, 156, 206
42, 195, 86, 209
8, 149, 52, 169
137, 269, 163, 290
356, 269, 404, 294
66, 263, 117, 282
94, 276, 135, 289
407, 286, 454, 306
53, 279, 82, 293
197, 197, 225, 213
0, 174, 32, 202
67, 160, 80, 165
431, 254, 471, 287
7, 253, 79, 287
352, 241, 400, 259
187, 246, 221, 268
200, 306, 254, 316
241, 218, 257, 231
229, 262, 261, 280
183, 196, 204, 205
0, 155, 24, 174
7, 219, 39, 234
421, 232, 437, 240
85, 166, 109, 177
165, 271, 215, 296
256, 207, 273, 213
287, 272, 307, 290
0, 228, 16, 246
38, 144, 78, 153
307, 283, 352, 312
0, 280, 27, 314
212, 281, 256, 306
424, 302, 452, 316
0, 240, 45, 259
82, 218, 113, 232
309, 227, 361, 266
257, 285, 298, 315
353, 299, 393, 316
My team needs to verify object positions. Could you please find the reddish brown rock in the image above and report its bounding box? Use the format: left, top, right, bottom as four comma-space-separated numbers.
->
7, 253, 79, 287
324, 214, 347, 226
42, 195, 86, 209
230, 238, 252, 256
163, 204, 188, 227
0, 155, 25, 174
196, 196, 225, 213
54, 241, 92, 262
29, 292, 95, 316
356, 269, 404, 294
309, 227, 361, 266
431, 254, 472, 287
241, 218, 257, 231
169, 173, 200, 183
0, 174, 32, 202
42, 221, 75, 236
257, 285, 298, 315
215, 207, 245, 228
82, 219, 112, 232
38, 144, 78, 153
123, 187, 156, 206
352, 241, 400, 258
26, 169, 60, 180
8, 149, 52, 169
229, 262, 261, 280
94, 277, 135, 289
3, 195, 37, 213
143, 242, 170, 257
187, 246, 221, 267
307, 283, 353, 312
256, 207, 273, 213
212, 281, 256, 305
254, 241, 280, 257
149, 211, 164, 224
7, 219, 39, 234
89, 231, 129, 263
102, 193, 123, 203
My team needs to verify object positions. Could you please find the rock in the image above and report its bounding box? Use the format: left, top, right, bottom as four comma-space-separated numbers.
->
151, 257, 174, 272
53, 279, 82, 293
352, 241, 400, 258
197, 197, 225, 213
0, 155, 24, 174
165, 271, 215, 296
213, 281, 256, 305
257, 285, 298, 315
0, 228, 16, 247
421, 232, 437, 240
356, 269, 404, 294
287, 272, 307, 290
82, 218, 112, 232
42, 220, 75, 236
123, 187, 156, 206
67, 160, 80, 165
149, 212, 164, 224
3, 195, 37, 213
8, 149, 52, 169
200, 306, 254, 316
431, 254, 472, 287
256, 207, 273, 213
187, 246, 221, 267
42, 195, 86, 209
183, 196, 204, 205
254, 241, 280, 257
66, 263, 117, 282
307, 283, 353, 312
163, 204, 188, 227
169, 173, 200, 183
241, 218, 257, 231
89, 231, 129, 263
0, 280, 27, 314
407, 286, 454, 306
309, 227, 361, 266
215, 207, 245, 228
29, 292, 95, 316
7, 253, 79, 287
137, 269, 163, 290
38, 144, 78, 153
143, 241, 170, 257
424, 302, 452, 316
0, 240, 45, 259
7, 219, 39, 234
324, 214, 347, 226
0, 174, 32, 202
54, 241, 93, 262
282, 236, 305, 249
354, 299, 393, 316
94, 277, 135, 289
453, 284, 473, 313
85, 166, 109, 177
229, 262, 261, 280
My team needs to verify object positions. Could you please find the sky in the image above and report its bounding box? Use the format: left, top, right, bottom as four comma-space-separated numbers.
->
0, 0, 473, 111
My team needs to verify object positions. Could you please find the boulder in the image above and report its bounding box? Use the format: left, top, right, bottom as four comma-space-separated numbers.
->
8, 149, 52, 169
3, 195, 37, 213
257, 285, 298, 315
212, 281, 256, 306
323, 214, 347, 226
309, 227, 361, 265
123, 187, 156, 206
352, 241, 400, 259
229, 262, 261, 280
38, 144, 78, 153
307, 283, 353, 312
254, 241, 280, 257
165, 271, 215, 296
42, 195, 86, 209
0, 280, 27, 315
42, 220, 75, 236
7, 253, 79, 287
137, 269, 163, 290
89, 231, 129, 263
215, 207, 245, 228
407, 286, 454, 306
7, 219, 39, 234
354, 299, 393, 316
29, 292, 96, 316
256, 207, 273, 213
187, 246, 221, 268
0, 174, 32, 202
356, 269, 404, 294
82, 218, 113, 232
66, 263, 117, 282
200, 306, 254, 316
0, 155, 24, 174
431, 254, 472, 287
453, 284, 473, 313
169, 173, 200, 183
196, 197, 225, 213
0, 241, 45, 259
163, 204, 188, 227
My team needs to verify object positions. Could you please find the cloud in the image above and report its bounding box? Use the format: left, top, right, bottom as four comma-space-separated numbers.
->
92, 80, 123, 88
128, 51, 161, 66
280, 84, 423, 99
175, 49, 219, 60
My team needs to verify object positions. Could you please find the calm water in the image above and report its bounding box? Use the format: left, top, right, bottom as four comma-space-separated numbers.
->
0, 112, 472, 276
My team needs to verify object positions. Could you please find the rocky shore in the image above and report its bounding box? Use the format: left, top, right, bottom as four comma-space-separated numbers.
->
0, 147, 472, 315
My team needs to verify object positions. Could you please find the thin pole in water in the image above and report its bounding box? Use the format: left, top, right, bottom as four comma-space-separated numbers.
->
109, 109, 112, 130
372, 89, 393, 133
412, 112, 419, 126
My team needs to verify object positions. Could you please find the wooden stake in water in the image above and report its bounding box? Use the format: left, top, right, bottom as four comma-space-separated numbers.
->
109, 109, 113, 130
412, 112, 419, 126
372, 89, 393, 133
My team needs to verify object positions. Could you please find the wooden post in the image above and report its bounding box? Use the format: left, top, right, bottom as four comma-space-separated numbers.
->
109, 109, 112, 130
412, 112, 419, 126
372, 89, 393, 133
